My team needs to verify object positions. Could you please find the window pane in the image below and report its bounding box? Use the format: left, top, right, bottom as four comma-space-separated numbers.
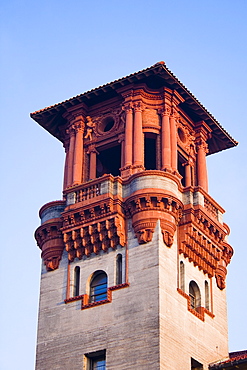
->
93, 359, 106, 370
90, 272, 107, 302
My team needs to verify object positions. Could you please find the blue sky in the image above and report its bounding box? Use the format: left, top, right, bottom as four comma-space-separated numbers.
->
1, 1, 246, 369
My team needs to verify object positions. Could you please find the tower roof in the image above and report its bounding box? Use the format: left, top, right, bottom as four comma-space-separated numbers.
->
30, 61, 237, 155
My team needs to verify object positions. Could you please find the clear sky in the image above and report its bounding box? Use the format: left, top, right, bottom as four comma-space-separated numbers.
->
0, 1, 246, 369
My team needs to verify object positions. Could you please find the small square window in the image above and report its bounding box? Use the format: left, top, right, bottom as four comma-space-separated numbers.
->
85, 350, 106, 370
91, 356, 105, 370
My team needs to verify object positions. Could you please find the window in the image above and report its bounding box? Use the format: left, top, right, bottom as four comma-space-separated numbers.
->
116, 254, 122, 285
85, 350, 106, 370
91, 356, 106, 370
144, 133, 157, 170
205, 281, 209, 310
177, 152, 186, 186
189, 281, 201, 311
180, 261, 185, 291
191, 357, 203, 369
73, 266, 80, 297
96, 144, 121, 177
90, 271, 107, 303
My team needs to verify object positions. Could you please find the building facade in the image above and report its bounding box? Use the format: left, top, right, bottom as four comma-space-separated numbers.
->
31, 62, 237, 369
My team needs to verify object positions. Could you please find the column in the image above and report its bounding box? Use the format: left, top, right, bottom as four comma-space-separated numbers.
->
196, 139, 208, 192
63, 140, 70, 190
88, 145, 98, 180
118, 134, 125, 169
133, 102, 144, 169
170, 111, 177, 172
161, 107, 171, 170
124, 106, 133, 167
73, 116, 85, 185
66, 126, 75, 187
184, 162, 191, 187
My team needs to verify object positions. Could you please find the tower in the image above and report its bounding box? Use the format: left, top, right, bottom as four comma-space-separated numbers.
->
31, 62, 237, 370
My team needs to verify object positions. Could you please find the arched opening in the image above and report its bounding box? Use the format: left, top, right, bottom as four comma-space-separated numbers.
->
73, 266, 80, 297
116, 254, 123, 285
144, 133, 157, 170
189, 281, 201, 311
205, 280, 210, 310
90, 271, 108, 303
180, 261, 185, 291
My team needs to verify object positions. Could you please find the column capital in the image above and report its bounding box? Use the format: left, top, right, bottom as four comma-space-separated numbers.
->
66, 125, 76, 137
118, 133, 125, 143
182, 156, 194, 167
87, 144, 99, 155
122, 102, 133, 113
74, 121, 85, 133
196, 139, 209, 154
133, 101, 143, 112
160, 106, 172, 116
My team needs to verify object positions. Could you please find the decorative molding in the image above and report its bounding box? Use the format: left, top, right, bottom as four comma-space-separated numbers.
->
35, 220, 64, 271
125, 193, 183, 245
64, 283, 130, 308
63, 215, 126, 262
179, 206, 233, 289
177, 288, 215, 321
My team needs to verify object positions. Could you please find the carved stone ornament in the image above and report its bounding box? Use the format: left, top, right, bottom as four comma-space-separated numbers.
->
93, 107, 121, 136
84, 116, 95, 141
63, 215, 126, 262
44, 256, 61, 271
215, 265, 227, 290
142, 108, 160, 127
176, 117, 196, 156
35, 220, 65, 271
125, 193, 183, 246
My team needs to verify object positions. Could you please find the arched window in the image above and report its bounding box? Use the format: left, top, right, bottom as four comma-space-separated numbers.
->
116, 254, 122, 285
205, 280, 210, 310
180, 261, 185, 291
73, 266, 80, 297
189, 281, 201, 311
90, 271, 108, 303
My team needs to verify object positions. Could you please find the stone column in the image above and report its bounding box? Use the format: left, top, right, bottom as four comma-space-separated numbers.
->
196, 138, 208, 192
124, 105, 133, 167
161, 107, 171, 170
73, 116, 85, 186
66, 125, 76, 188
184, 162, 192, 187
133, 102, 144, 170
118, 134, 125, 169
88, 145, 98, 180
170, 111, 177, 172
63, 139, 70, 190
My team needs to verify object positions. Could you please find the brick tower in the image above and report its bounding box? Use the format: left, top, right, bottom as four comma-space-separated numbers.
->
31, 62, 237, 370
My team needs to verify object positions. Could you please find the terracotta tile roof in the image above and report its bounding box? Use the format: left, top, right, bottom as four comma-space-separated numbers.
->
30, 61, 237, 154
209, 351, 247, 369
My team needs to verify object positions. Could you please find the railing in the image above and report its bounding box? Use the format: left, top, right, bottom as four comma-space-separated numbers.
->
64, 174, 121, 205
204, 196, 218, 219
75, 183, 101, 202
